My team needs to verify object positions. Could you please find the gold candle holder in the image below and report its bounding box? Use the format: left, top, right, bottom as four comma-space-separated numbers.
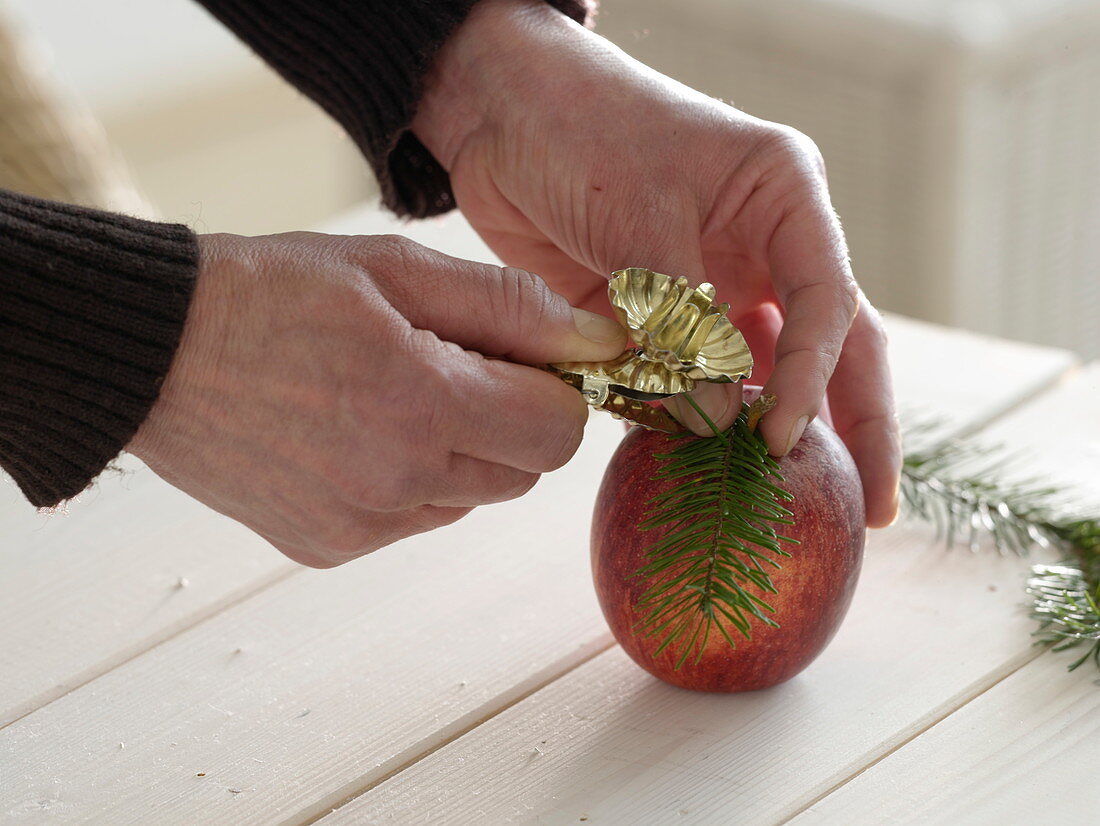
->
548, 268, 753, 432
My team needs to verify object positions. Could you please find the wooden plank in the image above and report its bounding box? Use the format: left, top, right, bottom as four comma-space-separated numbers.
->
789, 657, 1100, 824
884, 313, 1077, 435
786, 363, 1100, 824
320, 366, 1100, 825
0, 317, 1070, 825
972, 360, 1100, 495
0, 456, 293, 728
318, 533, 1054, 825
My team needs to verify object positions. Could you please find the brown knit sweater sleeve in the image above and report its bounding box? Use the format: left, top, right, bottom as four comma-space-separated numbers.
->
0, 189, 198, 506
194, 0, 595, 217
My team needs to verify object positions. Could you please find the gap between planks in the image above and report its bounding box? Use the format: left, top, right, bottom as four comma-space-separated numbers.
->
774, 642, 1053, 825
0, 564, 298, 732
302, 359, 1083, 824
291, 637, 619, 826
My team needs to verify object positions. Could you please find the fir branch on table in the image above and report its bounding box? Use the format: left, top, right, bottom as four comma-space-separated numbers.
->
630, 399, 797, 670
899, 430, 1100, 672
900, 436, 1069, 556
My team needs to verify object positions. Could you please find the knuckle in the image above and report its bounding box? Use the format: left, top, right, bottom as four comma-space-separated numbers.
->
792, 276, 858, 331
838, 279, 861, 323
762, 124, 827, 179
368, 233, 417, 258
423, 396, 458, 458
488, 266, 557, 340
784, 344, 838, 389
805, 145, 827, 180
414, 355, 469, 450
866, 312, 889, 347
396, 335, 469, 444
358, 233, 432, 276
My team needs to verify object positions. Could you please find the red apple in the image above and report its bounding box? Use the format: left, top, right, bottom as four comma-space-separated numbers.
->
591, 387, 865, 691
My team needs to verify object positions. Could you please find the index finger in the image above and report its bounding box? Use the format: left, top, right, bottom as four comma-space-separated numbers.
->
757, 198, 859, 459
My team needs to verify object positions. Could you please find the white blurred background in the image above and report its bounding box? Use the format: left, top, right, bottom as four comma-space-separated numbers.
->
3, 0, 1099, 356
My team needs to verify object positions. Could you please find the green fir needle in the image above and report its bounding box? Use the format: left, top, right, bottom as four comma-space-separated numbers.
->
900, 431, 1100, 673
630, 399, 797, 669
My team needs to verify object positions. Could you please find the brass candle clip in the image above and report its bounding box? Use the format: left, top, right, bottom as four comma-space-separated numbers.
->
547, 268, 753, 433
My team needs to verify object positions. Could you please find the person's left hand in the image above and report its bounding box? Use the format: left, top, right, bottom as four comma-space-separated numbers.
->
412, 0, 901, 527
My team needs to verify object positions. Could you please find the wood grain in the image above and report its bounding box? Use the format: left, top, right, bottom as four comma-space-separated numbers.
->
0, 456, 293, 728
320, 528, 1057, 825
321, 365, 1099, 825
788, 363, 1100, 824
0, 325, 1066, 823
789, 656, 1100, 824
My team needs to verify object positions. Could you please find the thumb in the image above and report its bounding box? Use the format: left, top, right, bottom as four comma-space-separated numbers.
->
385, 240, 627, 365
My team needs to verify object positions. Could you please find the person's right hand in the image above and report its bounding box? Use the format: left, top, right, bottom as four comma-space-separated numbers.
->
126, 232, 626, 568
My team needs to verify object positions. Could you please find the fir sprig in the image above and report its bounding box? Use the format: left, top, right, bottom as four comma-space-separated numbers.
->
629, 400, 797, 669
900, 437, 1069, 555
900, 433, 1100, 672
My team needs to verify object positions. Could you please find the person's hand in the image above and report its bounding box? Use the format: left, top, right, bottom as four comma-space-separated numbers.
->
127, 232, 626, 567
412, 0, 901, 527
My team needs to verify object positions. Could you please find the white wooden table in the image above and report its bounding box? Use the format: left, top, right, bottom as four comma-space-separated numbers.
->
2, 205, 1098, 824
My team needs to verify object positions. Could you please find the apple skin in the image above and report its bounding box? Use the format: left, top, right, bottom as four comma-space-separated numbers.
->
591, 387, 866, 692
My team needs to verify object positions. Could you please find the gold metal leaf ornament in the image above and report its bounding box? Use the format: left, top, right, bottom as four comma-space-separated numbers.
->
548, 268, 753, 432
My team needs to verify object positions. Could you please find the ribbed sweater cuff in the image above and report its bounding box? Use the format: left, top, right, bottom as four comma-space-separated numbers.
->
0, 189, 199, 507
195, 0, 594, 218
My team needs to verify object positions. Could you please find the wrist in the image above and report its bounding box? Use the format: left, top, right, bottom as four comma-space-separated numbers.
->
412, 0, 582, 169
128, 234, 232, 467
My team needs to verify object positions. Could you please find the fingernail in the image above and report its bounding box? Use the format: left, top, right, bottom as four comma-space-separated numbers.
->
782, 415, 809, 455
571, 308, 623, 344
667, 382, 731, 437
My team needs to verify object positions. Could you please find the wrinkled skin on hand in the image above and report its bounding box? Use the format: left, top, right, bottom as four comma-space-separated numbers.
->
413, 0, 902, 527
129, 232, 625, 567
